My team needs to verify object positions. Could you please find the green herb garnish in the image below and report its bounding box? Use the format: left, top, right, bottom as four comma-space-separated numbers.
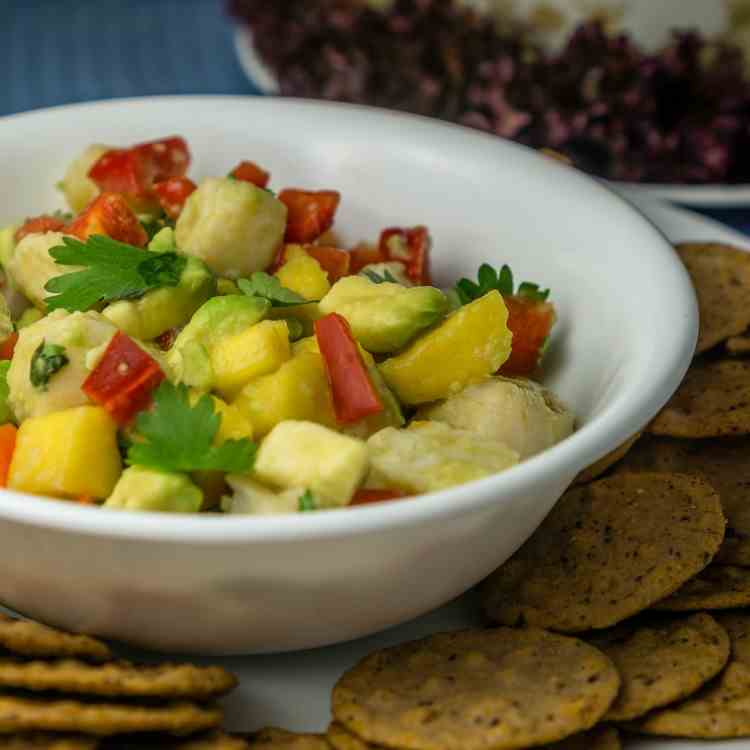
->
298, 490, 317, 512
44, 235, 187, 312
127, 382, 256, 474
362, 268, 398, 284
238, 272, 310, 307
454, 264, 550, 305
30, 340, 69, 390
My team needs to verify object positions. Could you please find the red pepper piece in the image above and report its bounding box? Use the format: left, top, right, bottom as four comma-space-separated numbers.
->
303, 246, 351, 283
349, 243, 385, 274
153, 176, 197, 220
350, 489, 407, 506
0, 333, 19, 361
68, 193, 148, 247
379, 226, 432, 285
14, 215, 67, 244
0, 424, 17, 488
82, 331, 165, 425
314, 313, 383, 424
230, 160, 270, 188
279, 189, 340, 244
499, 296, 557, 377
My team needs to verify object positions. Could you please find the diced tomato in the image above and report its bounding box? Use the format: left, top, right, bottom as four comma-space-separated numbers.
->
379, 226, 432, 285
14, 215, 67, 243
350, 489, 407, 506
67, 193, 148, 247
499, 296, 557, 377
230, 161, 270, 188
82, 331, 165, 425
279, 189, 340, 244
0, 424, 17, 488
0, 333, 19, 361
349, 243, 385, 274
315, 313, 383, 424
88, 136, 190, 210
154, 327, 178, 352
303, 246, 351, 282
153, 176, 197, 220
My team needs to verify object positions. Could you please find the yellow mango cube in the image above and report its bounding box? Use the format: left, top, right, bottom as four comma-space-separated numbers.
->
274, 245, 331, 301
212, 396, 255, 442
379, 291, 512, 405
9, 406, 121, 500
233, 351, 337, 437
210, 320, 291, 400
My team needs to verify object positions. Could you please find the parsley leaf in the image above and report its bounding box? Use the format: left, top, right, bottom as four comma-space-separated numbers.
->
127, 382, 256, 474
44, 235, 187, 312
362, 268, 398, 284
298, 490, 316, 512
454, 264, 550, 305
237, 272, 310, 307
30, 340, 69, 390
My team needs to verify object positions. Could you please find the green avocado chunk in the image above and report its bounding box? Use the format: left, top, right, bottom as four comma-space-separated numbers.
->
104, 466, 203, 513
0, 225, 16, 269
0, 361, 14, 424
318, 276, 449, 353
167, 295, 271, 389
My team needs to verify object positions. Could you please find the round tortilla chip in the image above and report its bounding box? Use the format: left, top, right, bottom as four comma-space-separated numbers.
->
0, 615, 111, 661
331, 627, 620, 750
587, 613, 730, 720
482, 473, 725, 632
544, 727, 621, 750
653, 565, 750, 611
727, 333, 750, 356
174, 732, 250, 749
327, 723, 374, 750
0, 735, 99, 750
613, 434, 750, 565
649, 359, 750, 438
675, 243, 750, 354
0, 695, 221, 737
629, 612, 750, 738
574, 433, 642, 485
246, 728, 330, 750
0, 658, 236, 699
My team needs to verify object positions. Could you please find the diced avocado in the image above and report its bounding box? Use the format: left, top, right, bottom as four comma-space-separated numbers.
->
254, 420, 368, 507
367, 421, 519, 494
8, 310, 118, 421
167, 295, 270, 389
379, 291, 512, 405
103, 256, 216, 341
275, 245, 331, 300
175, 177, 287, 278
223, 475, 307, 515
217, 278, 241, 295
418, 377, 575, 460
104, 466, 203, 513
0, 225, 17, 269
0, 295, 12, 344
58, 143, 110, 212
268, 302, 322, 338
17, 308, 44, 330
148, 226, 176, 252
0, 361, 14, 424
319, 276, 449, 354
233, 351, 337, 437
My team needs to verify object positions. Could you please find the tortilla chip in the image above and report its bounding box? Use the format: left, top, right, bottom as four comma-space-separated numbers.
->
483, 474, 724, 632
654, 565, 750, 611
0, 615, 110, 661
675, 243, 750, 354
649, 359, 750, 438
574, 433, 642, 484
246, 728, 330, 750
727, 333, 750, 356
0, 735, 99, 749
173, 732, 250, 749
332, 627, 620, 750
543, 727, 620, 750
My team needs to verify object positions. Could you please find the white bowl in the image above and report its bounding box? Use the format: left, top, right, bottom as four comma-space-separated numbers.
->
0, 96, 696, 654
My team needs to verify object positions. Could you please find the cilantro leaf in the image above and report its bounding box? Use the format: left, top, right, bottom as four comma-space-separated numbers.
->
454, 264, 549, 305
237, 272, 310, 307
44, 235, 187, 312
127, 382, 256, 474
298, 489, 317, 512
30, 340, 69, 390
362, 268, 398, 284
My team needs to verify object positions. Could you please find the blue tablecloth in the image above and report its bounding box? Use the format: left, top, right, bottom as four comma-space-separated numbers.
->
3, 0, 750, 235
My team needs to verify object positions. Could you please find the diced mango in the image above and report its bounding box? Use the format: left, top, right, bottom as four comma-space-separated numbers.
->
210, 320, 291, 400
233, 351, 336, 437
379, 291, 512, 405
211, 396, 255, 442
9, 406, 121, 499
254, 421, 368, 507
274, 245, 331, 300
105, 467, 203, 513
59, 144, 110, 213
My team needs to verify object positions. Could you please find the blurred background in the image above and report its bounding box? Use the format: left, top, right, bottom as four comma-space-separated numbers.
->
3, 0, 750, 199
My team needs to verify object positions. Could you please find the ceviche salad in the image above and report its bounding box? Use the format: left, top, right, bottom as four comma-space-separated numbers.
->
0, 136, 574, 514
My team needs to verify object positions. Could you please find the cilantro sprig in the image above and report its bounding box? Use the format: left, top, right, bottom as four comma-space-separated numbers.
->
454, 264, 550, 306
298, 490, 317, 512
127, 382, 256, 474
30, 341, 69, 390
238, 272, 310, 307
362, 268, 398, 285
44, 235, 187, 312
